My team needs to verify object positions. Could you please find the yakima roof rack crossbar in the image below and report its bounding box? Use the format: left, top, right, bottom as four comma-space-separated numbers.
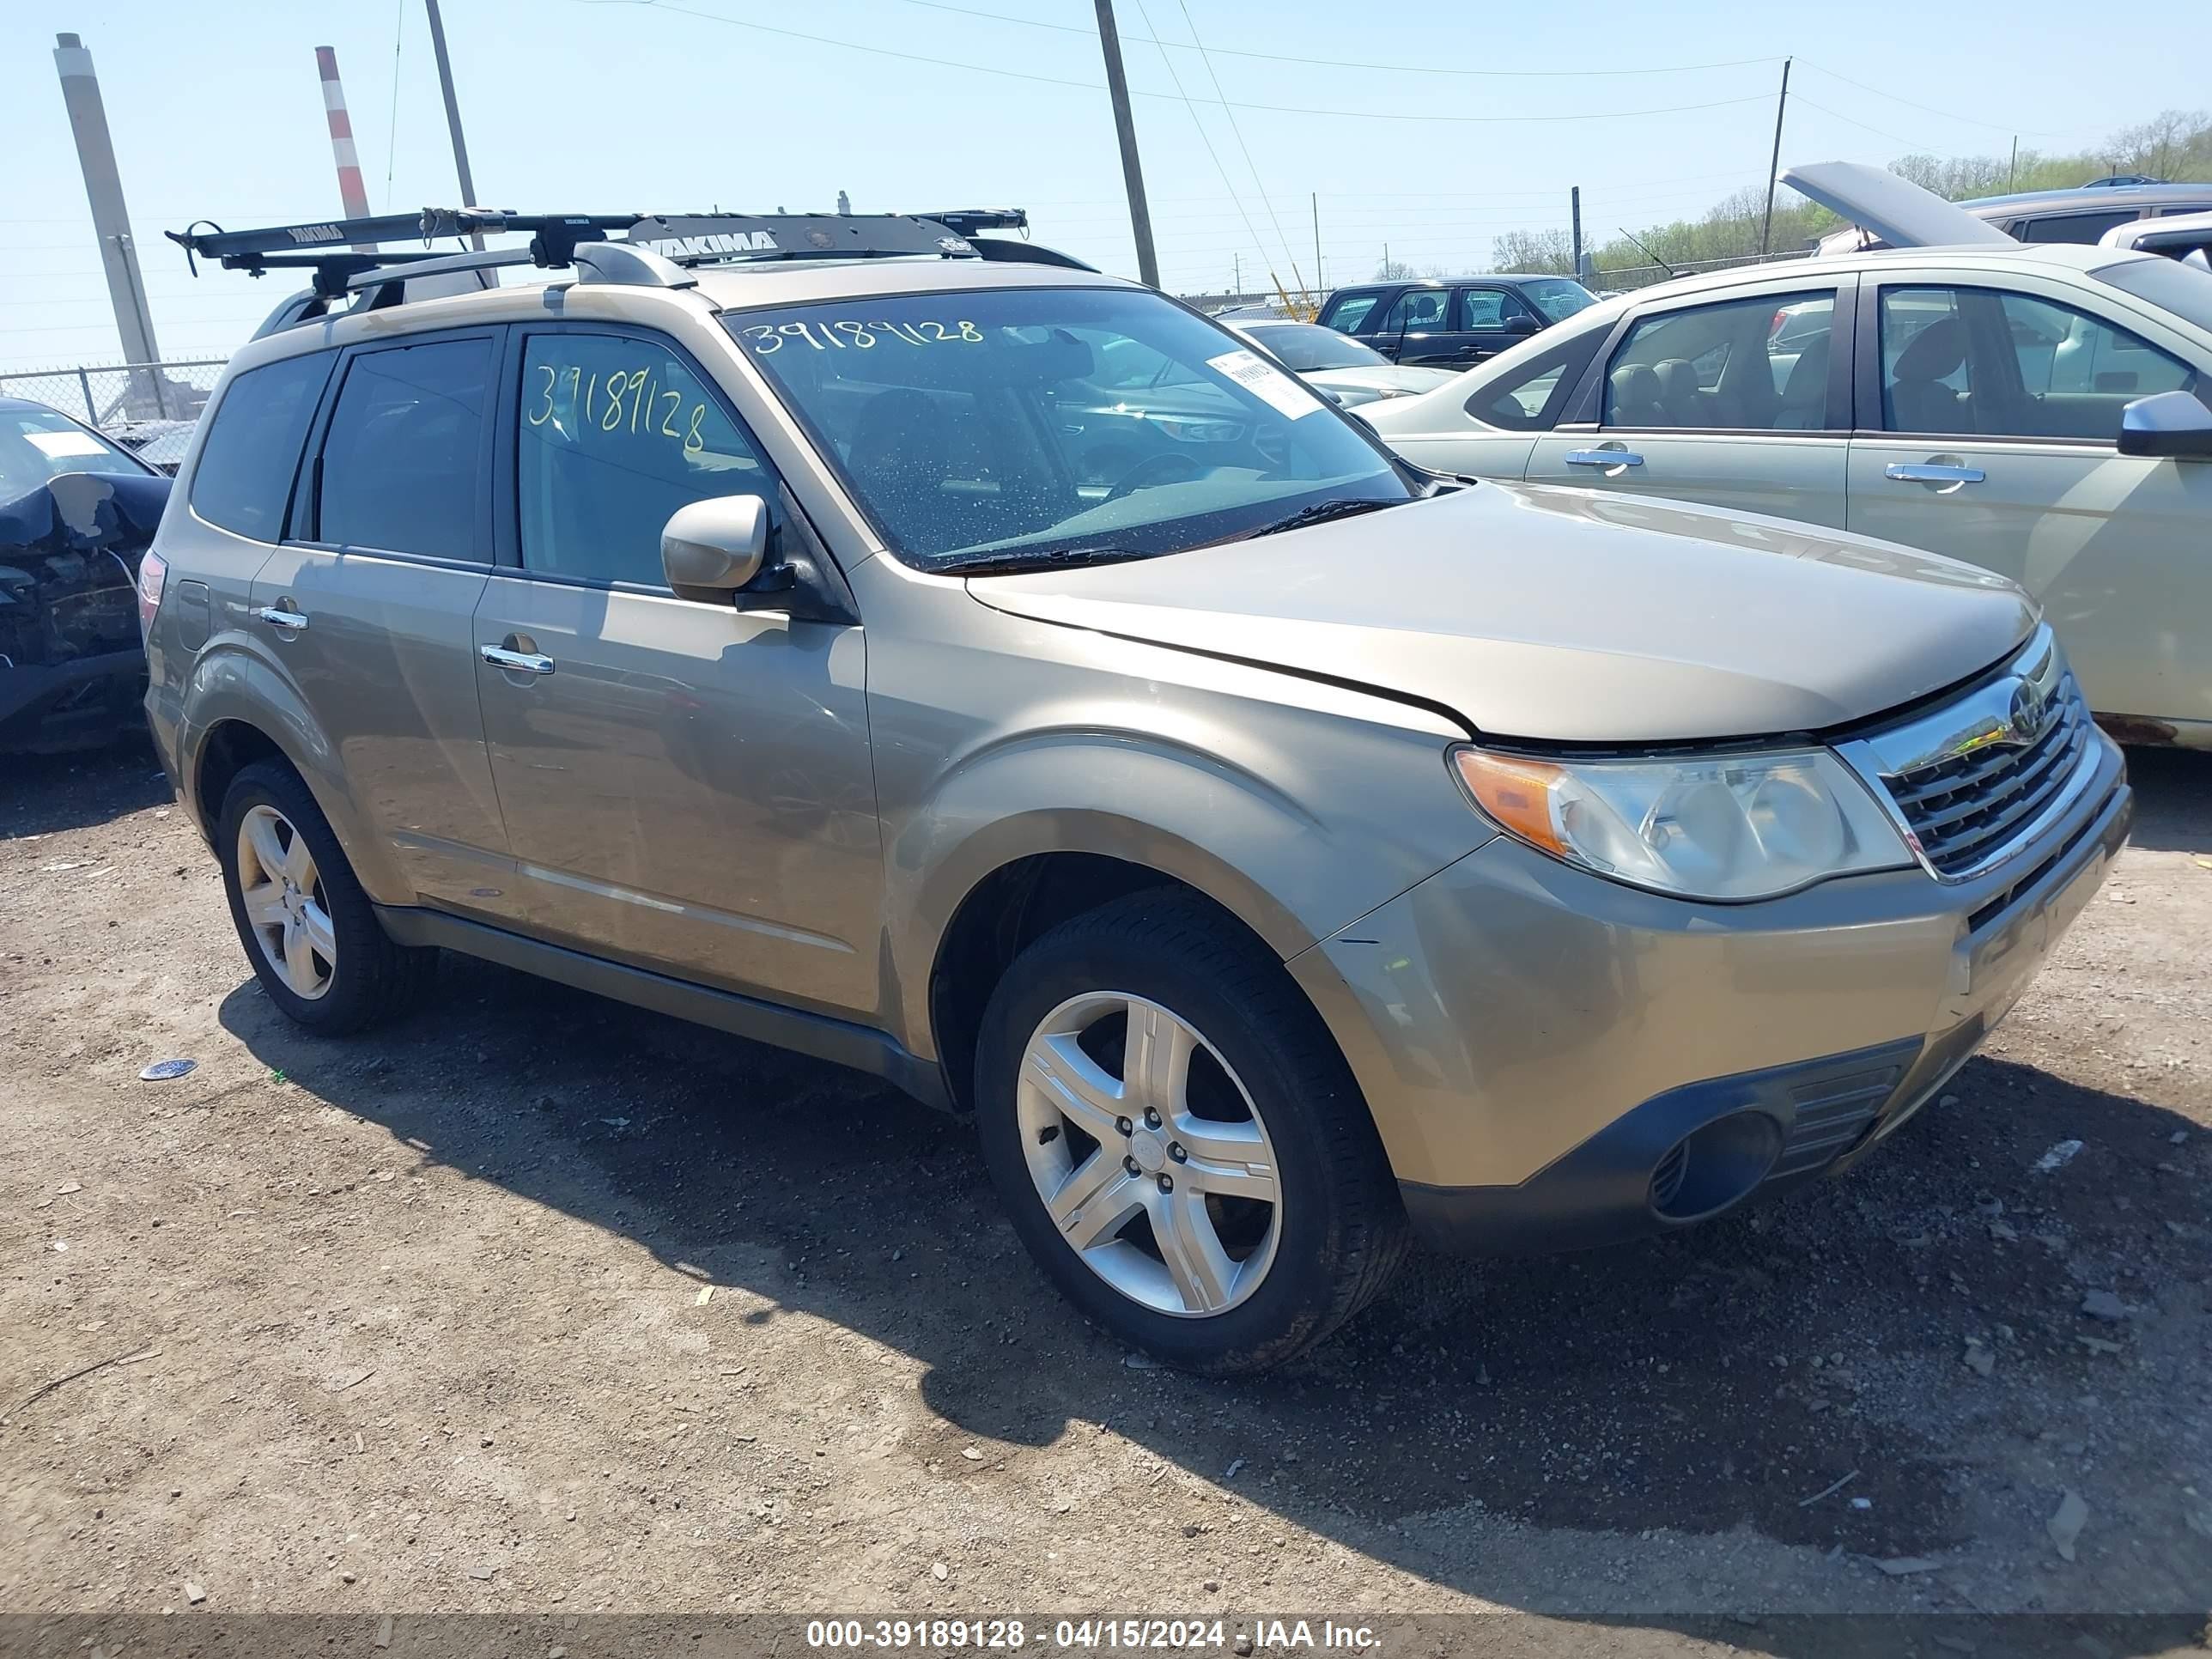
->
169, 206, 1070, 290
170, 206, 1096, 337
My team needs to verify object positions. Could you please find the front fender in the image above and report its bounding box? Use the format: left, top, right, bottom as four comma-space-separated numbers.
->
884, 718, 1493, 1061
178, 638, 409, 904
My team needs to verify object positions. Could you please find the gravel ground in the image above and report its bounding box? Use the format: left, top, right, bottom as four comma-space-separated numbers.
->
2, 742, 2208, 1646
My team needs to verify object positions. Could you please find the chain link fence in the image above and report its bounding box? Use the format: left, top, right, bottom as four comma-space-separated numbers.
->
0, 359, 228, 472
0, 359, 226, 428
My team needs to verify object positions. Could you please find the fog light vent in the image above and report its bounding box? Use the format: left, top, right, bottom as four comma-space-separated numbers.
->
1650, 1141, 1688, 1211
1650, 1111, 1784, 1223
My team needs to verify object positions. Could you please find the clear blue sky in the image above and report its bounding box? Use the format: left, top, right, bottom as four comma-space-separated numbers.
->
3, 0, 2206, 371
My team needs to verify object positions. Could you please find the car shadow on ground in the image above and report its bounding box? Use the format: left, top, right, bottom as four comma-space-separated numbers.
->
2118, 744, 2211, 853
1, 737, 167, 839
204, 757, 2212, 1637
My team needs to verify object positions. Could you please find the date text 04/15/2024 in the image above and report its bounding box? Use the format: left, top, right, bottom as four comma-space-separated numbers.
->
803, 1620, 1382, 1651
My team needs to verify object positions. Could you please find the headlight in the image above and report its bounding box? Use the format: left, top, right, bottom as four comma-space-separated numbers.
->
1146, 415, 1245, 443
1451, 744, 1911, 901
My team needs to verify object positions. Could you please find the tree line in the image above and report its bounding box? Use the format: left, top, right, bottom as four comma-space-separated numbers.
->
1471, 108, 2212, 286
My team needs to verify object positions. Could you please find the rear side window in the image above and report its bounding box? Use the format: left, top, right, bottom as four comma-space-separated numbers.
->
189, 353, 331, 540
2018, 210, 2139, 245
1381, 289, 1449, 332
1322, 294, 1381, 334
315, 337, 492, 560
1602, 290, 1836, 430
1465, 331, 1598, 431
1455, 288, 1534, 330
517, 331, 779, 586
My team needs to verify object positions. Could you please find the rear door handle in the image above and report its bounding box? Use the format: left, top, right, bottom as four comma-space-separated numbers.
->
480, 644, 555, 675
255, 605, 308, 632
1565, 449, 1644, 467
1885, 463, 1984, 483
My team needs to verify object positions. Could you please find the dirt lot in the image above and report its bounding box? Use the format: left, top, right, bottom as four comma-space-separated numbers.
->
3, 742, 2209, 1644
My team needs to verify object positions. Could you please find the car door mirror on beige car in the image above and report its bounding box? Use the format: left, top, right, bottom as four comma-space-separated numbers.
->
2118, 389, 2212, 461
662, 495, 769, 599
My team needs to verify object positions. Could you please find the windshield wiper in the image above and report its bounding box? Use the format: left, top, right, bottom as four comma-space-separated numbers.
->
1240, 497, 1401, 539
938, 544, 1156, 578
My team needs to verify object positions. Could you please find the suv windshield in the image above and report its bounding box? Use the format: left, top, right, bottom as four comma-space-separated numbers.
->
1515, 278, 1599, 324
1243, 323, 1389, 372
1, 404, 147, 501
727, 286, 1412, 572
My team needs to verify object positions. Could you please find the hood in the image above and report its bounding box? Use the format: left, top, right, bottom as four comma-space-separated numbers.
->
1781, 161, 2014, 251
965, 483, 2037, 744
1308, 365, 1460, 402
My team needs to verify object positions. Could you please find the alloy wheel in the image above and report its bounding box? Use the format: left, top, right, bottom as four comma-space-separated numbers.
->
235, 803, 336, 1000
1015, 992, 1281, 1317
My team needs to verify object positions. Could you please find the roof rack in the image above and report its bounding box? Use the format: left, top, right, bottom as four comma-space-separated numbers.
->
168, 206, 1096, 332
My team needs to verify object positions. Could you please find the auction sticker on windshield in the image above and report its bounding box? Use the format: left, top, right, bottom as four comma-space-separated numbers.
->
1206, 348, 1325, 421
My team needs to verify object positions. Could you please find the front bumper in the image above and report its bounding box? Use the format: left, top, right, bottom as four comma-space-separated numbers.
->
0, 650, 148, 754
1289, 733, 2133, 1254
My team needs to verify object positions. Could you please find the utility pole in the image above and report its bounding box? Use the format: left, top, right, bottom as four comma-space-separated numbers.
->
2008, 136, 2019, 192
51, 33, 162, 417
1092, 0, 1159, 288
1759, 56, 1792, 259
1311, 192, 1323, 305
1233, 252, 1241, 298
423, 0, 483, 247
1570, 186, 1583, 282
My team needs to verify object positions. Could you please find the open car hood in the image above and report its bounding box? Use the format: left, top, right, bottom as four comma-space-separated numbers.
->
965, 483, 2038, 744
1780, 161, 2014, 251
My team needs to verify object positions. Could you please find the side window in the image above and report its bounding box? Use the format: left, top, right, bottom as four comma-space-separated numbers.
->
1878, 288, 1973, 434
518, 332, 778, 586
1455, 289, 1532, 331
1464, 332, 1592, 431
1324, 294, 1380, 334
1380, 289, 1449, 333
1603, 290, 1835, 430
190, 353, 331, 540
2019, 210, 2139, 245
316, 337, 492, 559
1997, 291, 2193, 441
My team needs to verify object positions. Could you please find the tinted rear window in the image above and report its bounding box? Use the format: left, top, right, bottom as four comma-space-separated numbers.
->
315, 337, 492, 560
189, 354, 331, 539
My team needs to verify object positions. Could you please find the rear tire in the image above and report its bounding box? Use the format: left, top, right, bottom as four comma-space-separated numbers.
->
216, 760, 431, 1035
974, 890, 1408, 1375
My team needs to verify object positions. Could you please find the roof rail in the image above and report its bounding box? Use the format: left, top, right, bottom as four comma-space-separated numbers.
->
170, 205, 1097, 336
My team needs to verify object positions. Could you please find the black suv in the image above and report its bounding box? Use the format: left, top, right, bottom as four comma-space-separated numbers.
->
1317, 275, 1598, 368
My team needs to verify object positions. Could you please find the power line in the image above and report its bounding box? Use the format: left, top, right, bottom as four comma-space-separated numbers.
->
1123, 0, 1277, 293
880, 0, 1778, 78
1795, 61, 2061, 138
575, 0, 1774, 125
1164, 0, 1309, 297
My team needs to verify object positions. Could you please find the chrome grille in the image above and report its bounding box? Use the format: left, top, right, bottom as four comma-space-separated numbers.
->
1888, 676, 2090, 876
1840, 625, 2100, 884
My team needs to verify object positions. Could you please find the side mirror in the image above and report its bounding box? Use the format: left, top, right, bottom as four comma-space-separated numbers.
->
1503, 313, 1541, 336
661, 495, 769, 599
2118, 389, 2212, 460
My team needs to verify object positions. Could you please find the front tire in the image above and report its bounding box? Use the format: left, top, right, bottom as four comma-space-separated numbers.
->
974, 890, 1408, 1374
216, 760, 431, 1035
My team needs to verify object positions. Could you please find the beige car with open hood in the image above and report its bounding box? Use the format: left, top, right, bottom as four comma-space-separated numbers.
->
1367, 162, 2212, 749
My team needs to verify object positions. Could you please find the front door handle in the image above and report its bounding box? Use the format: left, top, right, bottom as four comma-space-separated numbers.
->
1885, 462, 1985, 484
1565, 449, 1644, 467
480, 643, 555, 675
255, 605, 308, 633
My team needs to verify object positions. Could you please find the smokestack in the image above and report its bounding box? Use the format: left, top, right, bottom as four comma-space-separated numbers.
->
315, 46, 378, 251
51, 32, 164, 415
